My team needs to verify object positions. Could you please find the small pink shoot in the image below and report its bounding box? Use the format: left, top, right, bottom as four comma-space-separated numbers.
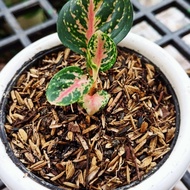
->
79, 90, 110, 116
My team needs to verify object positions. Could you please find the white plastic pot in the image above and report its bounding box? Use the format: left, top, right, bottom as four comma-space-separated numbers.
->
0, 33, 190, 190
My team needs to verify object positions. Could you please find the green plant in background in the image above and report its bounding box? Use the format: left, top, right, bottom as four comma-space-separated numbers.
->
46, 0, 133, 115
4, 0, 27, 7
4, 0, 47, 30
17, 8, 47, 30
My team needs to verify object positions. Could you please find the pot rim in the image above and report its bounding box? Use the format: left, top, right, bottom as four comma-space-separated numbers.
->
0, 33, 190, 190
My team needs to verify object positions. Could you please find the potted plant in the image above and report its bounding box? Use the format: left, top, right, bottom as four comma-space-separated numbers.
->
1, 0, 190, 190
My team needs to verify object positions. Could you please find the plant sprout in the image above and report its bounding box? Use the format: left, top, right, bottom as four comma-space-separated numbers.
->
46, 0, 133, 115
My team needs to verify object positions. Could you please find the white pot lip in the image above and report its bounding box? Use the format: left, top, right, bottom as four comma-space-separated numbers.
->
0, 32, 190, 190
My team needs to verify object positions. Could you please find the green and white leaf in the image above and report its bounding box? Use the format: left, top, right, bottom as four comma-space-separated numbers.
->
87, 30, 117, 80
46, 66, 93, 106
57, 0, 133, 56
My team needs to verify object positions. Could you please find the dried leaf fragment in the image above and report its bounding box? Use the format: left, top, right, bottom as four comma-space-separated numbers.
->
166, 127, 176, 143
66, 131, 74, 141
66, 161, 75, 179
76, 133, 89, 150
15, 90, 24, 105
134, 139, 147, 153
88, 165, 100, 182
63, 182, 79, 189
95, 149, 103, 161
139, 156, 152, 169
140, 121, 148, 133
30, 160, 47, 170
126, 164, 131, 184
18, 128, 28, 142
12, 139, 25, 149
24, 152, 35, 163
29, 139, 42, 159
82, 124, 98, 135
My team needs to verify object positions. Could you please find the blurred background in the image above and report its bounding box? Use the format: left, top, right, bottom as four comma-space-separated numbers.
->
0, 0, 190, 189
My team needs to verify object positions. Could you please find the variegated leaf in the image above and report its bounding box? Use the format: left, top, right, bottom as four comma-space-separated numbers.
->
87, 30, 117, 80
46, 66, 93, 106
57, 0, 133, 56
79, 90, 110, 115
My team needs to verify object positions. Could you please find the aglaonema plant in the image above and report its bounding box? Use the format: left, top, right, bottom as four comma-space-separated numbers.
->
46, 0, 133, 115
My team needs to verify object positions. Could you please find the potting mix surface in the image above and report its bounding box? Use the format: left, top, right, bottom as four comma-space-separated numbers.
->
4, 46, 177, 189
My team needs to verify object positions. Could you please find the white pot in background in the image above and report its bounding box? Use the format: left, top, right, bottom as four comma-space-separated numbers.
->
0, 33, 190, 190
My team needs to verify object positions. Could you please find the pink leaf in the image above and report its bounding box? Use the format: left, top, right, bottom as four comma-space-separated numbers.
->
80, 90, 110, 115
86, 0, 96, 41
